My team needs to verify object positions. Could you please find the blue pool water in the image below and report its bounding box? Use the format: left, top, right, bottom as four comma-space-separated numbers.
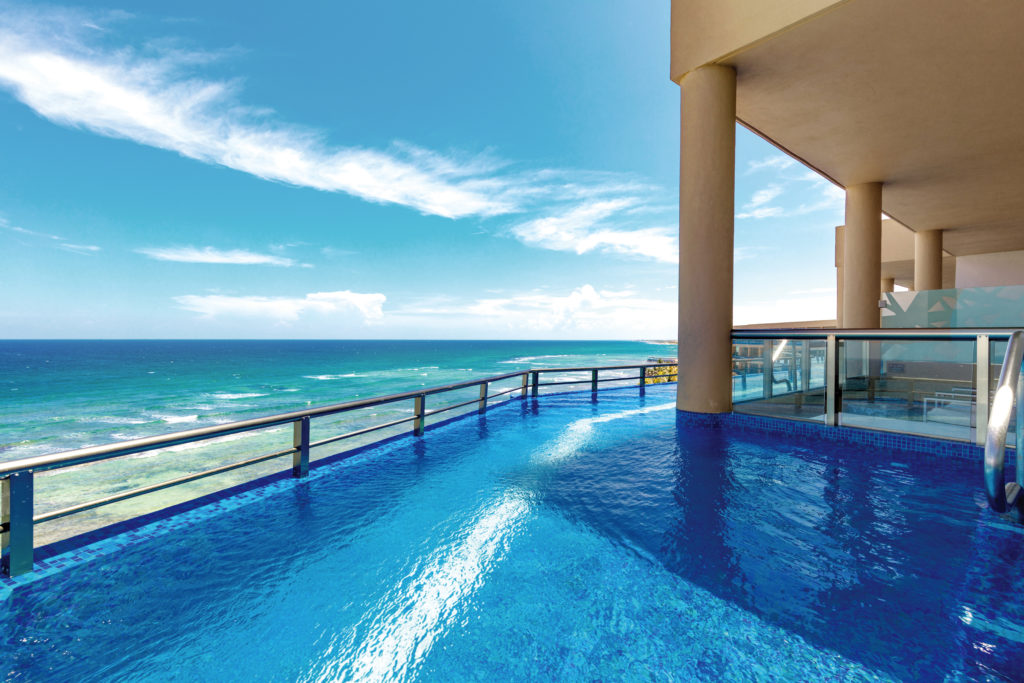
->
3, 384, 1023, 680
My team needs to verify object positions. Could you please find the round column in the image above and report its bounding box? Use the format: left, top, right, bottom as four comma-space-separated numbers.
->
677, 65, 736, 413
842, 183, 883, 328
914, 230, 943, 290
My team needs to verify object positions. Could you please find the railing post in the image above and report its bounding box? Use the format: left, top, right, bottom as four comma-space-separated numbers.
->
521, 373, 529, 398
976, 334, 990, 446
413, 394, 426, 436
2, 472, 34, 577
825, 334, 838, 426
801, 342, 811, 393
531, 371, 539, 397
639, 367, 646, 396
292, 417, 310, 478
478, 382, 488, 414
762, 339, 773, 400
1017, 370, 1024, 488
591, 369, 599, 395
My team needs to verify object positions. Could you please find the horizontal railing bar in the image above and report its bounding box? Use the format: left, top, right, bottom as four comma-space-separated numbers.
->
539, 379, 593, 387
732, 327, 1019, 341
1, 362, 682, 477
533, 363, 677, 373
538, 374, 677, 388
308, 415, 418, 449
485, 385, 522, 399
425, 396, 483, 417
34, 446, 298, 525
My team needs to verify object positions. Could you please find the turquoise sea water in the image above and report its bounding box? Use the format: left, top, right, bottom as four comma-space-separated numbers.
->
1, 340, 675, 544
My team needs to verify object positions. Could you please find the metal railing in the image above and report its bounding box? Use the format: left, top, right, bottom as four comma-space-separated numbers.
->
730, 328, 1022, 433
0, 362, 677, 577
984, 330, 1024, 519
732, 327, 1024, 519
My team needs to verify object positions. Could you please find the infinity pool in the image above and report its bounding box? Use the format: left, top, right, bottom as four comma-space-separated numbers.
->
3, 384, 1023, 680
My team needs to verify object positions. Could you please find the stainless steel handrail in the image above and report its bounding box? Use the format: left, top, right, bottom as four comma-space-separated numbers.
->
0, 363, 675, 477
732, 327, 1022, 341
984, 330, 1024, 516
0, 361, 677, 577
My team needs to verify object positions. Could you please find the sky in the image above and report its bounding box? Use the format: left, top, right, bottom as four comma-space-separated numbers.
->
0, 1, 845, 340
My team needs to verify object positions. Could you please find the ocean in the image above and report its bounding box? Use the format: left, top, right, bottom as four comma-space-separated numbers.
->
1, 340, 676, 544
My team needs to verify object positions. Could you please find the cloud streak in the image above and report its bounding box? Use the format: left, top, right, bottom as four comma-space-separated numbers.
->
1, 216, 100, 254
736, 169, 844, 221
396, 284, 676, 336
511, 199, 677, 263
174, 290, 386, 322
0, 5, 679, 265
0, 8, 520, 219
137, 246, 299, 266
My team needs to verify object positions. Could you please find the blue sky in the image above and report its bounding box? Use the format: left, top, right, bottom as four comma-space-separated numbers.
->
0, 1, 844, 340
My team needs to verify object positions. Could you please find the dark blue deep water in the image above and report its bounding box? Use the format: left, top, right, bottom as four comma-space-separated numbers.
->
2, 384, 1022, 681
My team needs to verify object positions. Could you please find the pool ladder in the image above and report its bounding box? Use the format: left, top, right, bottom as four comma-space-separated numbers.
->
984, 329, 1024, 521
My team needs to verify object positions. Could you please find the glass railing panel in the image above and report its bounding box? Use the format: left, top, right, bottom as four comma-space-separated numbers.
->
838, 338, 975, 441
882, 285, 1024, 328
732, 338, 827, 422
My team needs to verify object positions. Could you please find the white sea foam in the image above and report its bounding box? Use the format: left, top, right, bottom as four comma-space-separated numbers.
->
498, 354, 569, 364
208, 392, 268, 399
80, 416, 150, 425
157, 414, 199, 424
303, 374, 364, 380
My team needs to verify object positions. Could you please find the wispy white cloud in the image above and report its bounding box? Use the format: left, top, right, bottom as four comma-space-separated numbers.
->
1, 215, 100, 254
59, 243, 101, 254
137, 245, 298, 266
174, 290, 386, 322
745, 155, 795, 174
395, 284, 676, 336
0, 5, 676, 263
0, 7, 519, 219
735, 206, 784, 220
511, 199, 677, 263
748, 184, 783, 207
791, 182, 844, 215
1, 221, 61, 241
736, 168, 844, 221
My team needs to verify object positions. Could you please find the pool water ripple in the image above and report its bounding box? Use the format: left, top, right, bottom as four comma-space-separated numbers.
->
2, 384, 1023, 681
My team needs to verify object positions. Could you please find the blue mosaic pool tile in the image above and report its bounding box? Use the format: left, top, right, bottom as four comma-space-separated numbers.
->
3, 382, 1003, 595
676, 409, 988, 461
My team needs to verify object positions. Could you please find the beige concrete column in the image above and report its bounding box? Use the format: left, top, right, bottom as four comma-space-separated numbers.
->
836, 267, 844, 327
835, 226, 844, 328
842, 183, 883, 328
677, 65, 735, 413
914, 230, 943, 290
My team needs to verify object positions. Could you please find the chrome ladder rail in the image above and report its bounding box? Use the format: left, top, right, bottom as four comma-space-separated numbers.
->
984, 329, 1024, 518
